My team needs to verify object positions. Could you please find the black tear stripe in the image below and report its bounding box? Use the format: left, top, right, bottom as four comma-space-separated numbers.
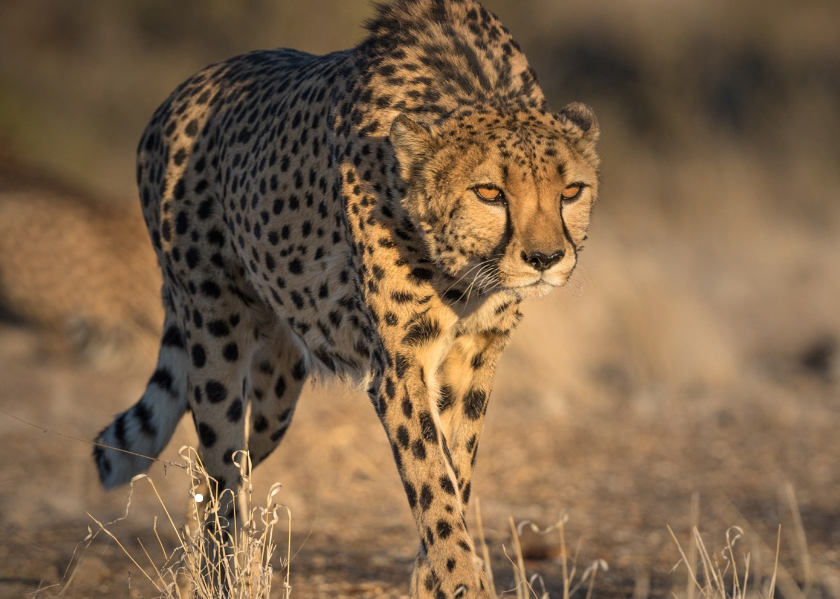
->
559, 212, 579, 258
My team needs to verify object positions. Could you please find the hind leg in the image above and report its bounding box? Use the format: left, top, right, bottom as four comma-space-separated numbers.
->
182, 286, 311, 520
181, 288, 261, 518
243, 320, 309, 470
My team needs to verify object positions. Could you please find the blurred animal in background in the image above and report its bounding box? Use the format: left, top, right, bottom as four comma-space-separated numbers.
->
0, 150, 163, 366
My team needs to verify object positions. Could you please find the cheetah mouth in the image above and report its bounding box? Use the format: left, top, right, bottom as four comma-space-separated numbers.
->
500, 271, 572, 298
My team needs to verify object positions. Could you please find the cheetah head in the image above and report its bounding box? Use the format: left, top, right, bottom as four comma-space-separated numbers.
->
390, 103, 600, 300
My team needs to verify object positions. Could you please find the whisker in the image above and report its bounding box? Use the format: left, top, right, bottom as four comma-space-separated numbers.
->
442, 259, 494, 296
464, 263, 495, 304
477, 267, 501, 294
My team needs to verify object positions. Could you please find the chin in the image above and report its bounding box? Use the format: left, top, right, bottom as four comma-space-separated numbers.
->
501, 279, 557, 300
519, 283, 557, 300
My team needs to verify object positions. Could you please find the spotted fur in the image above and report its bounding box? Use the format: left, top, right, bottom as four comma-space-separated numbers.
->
93, 1, 600, 596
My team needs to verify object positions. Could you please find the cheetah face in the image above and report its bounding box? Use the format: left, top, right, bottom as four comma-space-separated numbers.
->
391, 103, 600, 300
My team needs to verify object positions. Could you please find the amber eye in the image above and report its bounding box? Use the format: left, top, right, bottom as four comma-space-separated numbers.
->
474, 186, 504, 201
561, 184, 582, 201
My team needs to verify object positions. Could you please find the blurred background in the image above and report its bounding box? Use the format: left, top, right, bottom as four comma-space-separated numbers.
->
0, 1, 838, 597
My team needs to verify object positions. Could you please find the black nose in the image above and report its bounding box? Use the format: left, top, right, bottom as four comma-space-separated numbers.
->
521, 250, 565, 272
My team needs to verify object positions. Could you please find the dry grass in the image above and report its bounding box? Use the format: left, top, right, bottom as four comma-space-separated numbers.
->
42, 454, 608, 599
668, 524, 779, 599
46, 446, 291, 599
475, 499, 607, 599
665, 487, 823, 599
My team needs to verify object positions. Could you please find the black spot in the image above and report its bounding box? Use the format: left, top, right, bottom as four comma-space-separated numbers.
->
207, 320, 231, 337
161, 325, 184, 348
402, 317, 441, 346
289, 258, 303, 274
200, 281, 222, 299
464, 388, 487, 420
133, 402, 157, 437
173, 178, 186, 200
292, 360, 307, 381
404, 481, 418, 508
395, 353, 409, 377
198, 422, 217, 448
175, 211, 189, 235
93, 445, 111, 480
290, 291, 305, 309
419, 412, 437, 441
274, 375, 286, 398
391, 443, 403, 472
185, 247, 201, 268
466, 434, 477, 454
149, 368, 173, 393
207, 228, 225, 246
226, 399, 243, 423
391, 291, 415, 303
185, 119, 198, 137
384, 377, 396, 400
253, 415, 269, 432
412, 439, 427, 460
223, 342, 239, 362
410, 267, 435, 281
419, 484, 433, 511
192, 344, 207, 368
443, 289, 465, 302
205, 380, 228, 403
462, 482, 472, 504
113, 413, 128, 448
401, 397, 412, 418
396, 425, 410, 448
173, 148, 186, 166
436, 520, 453, 539
440, 476, 456, 495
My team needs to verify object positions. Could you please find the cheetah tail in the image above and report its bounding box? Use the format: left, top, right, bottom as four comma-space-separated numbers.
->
93, 319, 189, 489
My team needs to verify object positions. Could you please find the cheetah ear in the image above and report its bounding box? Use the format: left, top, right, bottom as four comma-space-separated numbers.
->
390, 114, 434, 182
558, 102, 599, 145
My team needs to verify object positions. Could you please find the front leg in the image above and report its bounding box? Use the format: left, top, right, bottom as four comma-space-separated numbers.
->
373, 343, 488, 598
436, 327, 513, 509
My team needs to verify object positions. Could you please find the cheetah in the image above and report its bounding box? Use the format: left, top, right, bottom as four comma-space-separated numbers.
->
0, 162, 163, 364
93, 0, 600, 596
